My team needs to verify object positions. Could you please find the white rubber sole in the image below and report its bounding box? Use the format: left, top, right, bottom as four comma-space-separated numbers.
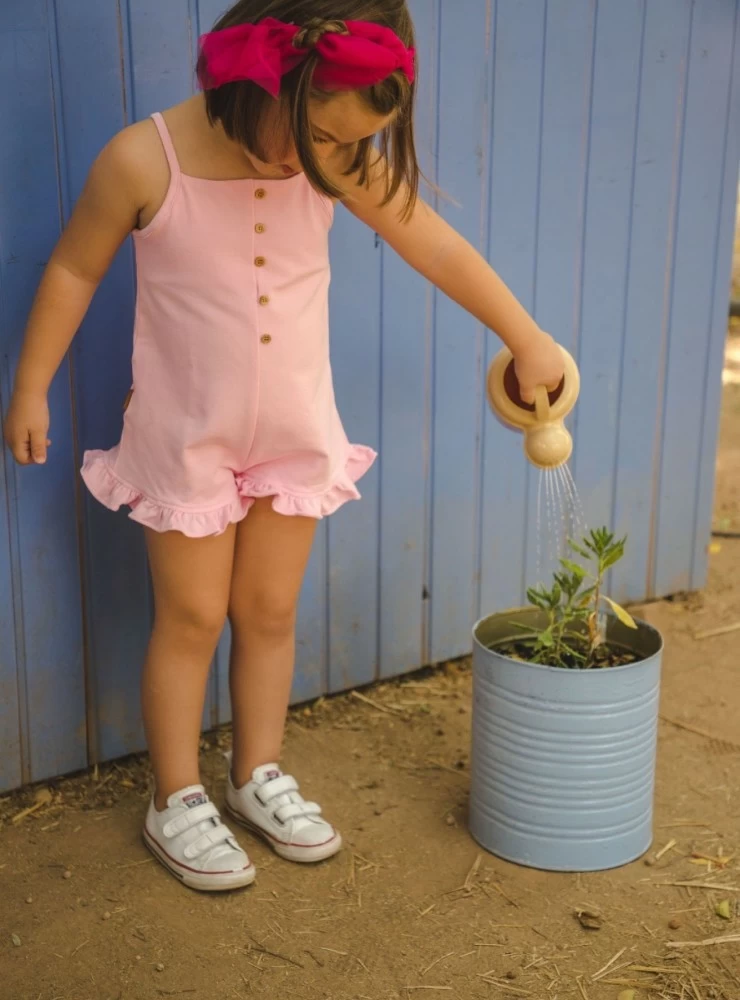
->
142, 826, 256, 892
225, 803, 343, 864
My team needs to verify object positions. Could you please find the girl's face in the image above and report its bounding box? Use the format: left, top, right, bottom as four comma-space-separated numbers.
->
245, 90, 395, 179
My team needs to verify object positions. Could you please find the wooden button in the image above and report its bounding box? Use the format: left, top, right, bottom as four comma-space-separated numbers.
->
255, 223, 266, 234
255, 256, 266, 267
259, 295, 270, 306
255, 188, 266, 199
260, 334, 272, 345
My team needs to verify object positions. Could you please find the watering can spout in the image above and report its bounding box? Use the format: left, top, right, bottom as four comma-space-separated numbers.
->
487, 346, 580, 470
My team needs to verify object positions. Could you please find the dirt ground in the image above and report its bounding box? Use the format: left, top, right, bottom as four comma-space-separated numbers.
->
2, 339, 740, 1000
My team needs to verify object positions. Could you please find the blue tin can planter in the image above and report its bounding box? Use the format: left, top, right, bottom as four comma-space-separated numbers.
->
470, 610, 663, 872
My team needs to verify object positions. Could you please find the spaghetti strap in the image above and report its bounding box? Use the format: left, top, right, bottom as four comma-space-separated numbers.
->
151, 112, 181, 176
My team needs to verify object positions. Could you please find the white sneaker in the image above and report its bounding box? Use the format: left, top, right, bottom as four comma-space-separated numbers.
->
224, 757, 342, 864
143, 785, 256, 892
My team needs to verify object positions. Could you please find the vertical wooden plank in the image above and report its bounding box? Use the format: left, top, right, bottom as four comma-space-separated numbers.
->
480, 0, 546, 614
376, 0, 437, 678
571, 0, 644, 533
127, 0, 197, 119
0, 0, 86, 782
54, 1, 151, 763
0, 0, 24, 788
691, 3, 740, 590
327, 213, 381, 693
611, 0, 692, 600
0, 378, 22, 792
535, 0, 594, 358
428, 0, 488, 661
197, 0, 230, 34
655, 0, 737, 595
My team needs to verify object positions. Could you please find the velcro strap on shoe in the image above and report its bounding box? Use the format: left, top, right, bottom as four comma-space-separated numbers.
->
163, 801, 220, 838
258, 775, 299, 802
183, 823, 234, 859
275, 800, 322, 823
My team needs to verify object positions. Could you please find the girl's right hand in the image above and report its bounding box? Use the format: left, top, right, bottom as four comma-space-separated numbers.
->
4, 391, 51, 465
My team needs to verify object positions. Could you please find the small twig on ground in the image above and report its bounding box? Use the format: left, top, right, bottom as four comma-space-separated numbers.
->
351, 690, 405, 716
248, 936, 304, 969
628, 965, 684, 974
660, 716, 740, 751
11, 801, 46, 824
591, 947, 627, 981
693, 621, 740, 641
600, 979, 658, 989
691, 851, 733, 867
656, 881, 740, 891
478, 978, 532, 997
655, 838, 678, 861
667, 933, 740, 949
659, 822, 713, 829
421, 952, 455, 976
402, 988, 453, 993
575, 975, 590, 1000
488, 881, 521, 908
689, 976, 704, 1000
464, 853, 482, 892
70, 940, 90, 958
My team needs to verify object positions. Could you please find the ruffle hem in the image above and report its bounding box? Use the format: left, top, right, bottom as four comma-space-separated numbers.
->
81, 445, 377, 538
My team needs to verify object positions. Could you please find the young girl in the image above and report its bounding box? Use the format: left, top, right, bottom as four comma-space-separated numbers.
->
5, 0, 564, 892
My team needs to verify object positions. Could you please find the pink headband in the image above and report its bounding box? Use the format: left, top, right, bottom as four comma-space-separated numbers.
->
198, 17, 415, 98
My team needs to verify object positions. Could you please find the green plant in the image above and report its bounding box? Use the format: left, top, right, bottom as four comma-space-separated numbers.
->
517, 528, 637, 669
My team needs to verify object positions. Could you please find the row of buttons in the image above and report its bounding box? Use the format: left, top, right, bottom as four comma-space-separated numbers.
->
255, 188, 270, 344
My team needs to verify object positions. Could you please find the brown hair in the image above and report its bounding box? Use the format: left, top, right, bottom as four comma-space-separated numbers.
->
197, 0, 419, 217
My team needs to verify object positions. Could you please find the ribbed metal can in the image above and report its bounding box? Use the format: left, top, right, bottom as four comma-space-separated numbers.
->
470, 610, 663, 872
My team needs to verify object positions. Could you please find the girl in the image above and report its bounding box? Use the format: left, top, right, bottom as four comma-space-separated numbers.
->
4, 0, 564, 892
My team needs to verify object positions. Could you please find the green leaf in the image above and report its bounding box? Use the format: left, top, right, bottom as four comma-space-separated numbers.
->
537, 629, 554, 648
508, 621, 538, 633
576, 585, 597, 607
601, 596, 638, 629
568, 539, 592, 560
527, 587, 548, 610
559, 558, 586, 579
600, 538, 626, 572
560, 640, 587, 663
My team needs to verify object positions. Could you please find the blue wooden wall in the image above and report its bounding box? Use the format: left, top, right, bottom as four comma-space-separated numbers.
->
1, 0, 738, 791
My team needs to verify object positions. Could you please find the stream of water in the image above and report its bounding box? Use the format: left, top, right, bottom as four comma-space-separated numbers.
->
535, 464, 587, 585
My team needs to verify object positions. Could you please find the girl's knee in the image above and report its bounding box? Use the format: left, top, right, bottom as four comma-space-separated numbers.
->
229, 589, 298, 639
155, 599, 227, 645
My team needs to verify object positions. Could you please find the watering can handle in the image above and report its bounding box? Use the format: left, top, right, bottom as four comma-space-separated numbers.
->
534, 385, 551, 423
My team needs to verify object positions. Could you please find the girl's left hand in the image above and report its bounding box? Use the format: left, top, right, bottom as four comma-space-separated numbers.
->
513, 331, 565, 404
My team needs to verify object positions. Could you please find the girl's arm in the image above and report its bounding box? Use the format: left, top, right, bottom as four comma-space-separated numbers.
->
336, 161, 564, 401
4, 127, 151, 465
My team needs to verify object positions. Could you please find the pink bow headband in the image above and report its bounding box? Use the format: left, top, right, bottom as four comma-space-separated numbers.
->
198, 17, 415, 98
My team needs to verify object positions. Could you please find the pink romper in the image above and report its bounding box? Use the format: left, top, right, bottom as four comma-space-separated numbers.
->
82, 113, 376, 537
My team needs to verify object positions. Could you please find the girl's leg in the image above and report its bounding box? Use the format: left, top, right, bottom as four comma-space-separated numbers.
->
227, 499, 316, 788
143, 525, 236, 809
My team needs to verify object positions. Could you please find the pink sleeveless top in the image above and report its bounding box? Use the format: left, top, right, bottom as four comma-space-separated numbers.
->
82, 113, 375, 537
